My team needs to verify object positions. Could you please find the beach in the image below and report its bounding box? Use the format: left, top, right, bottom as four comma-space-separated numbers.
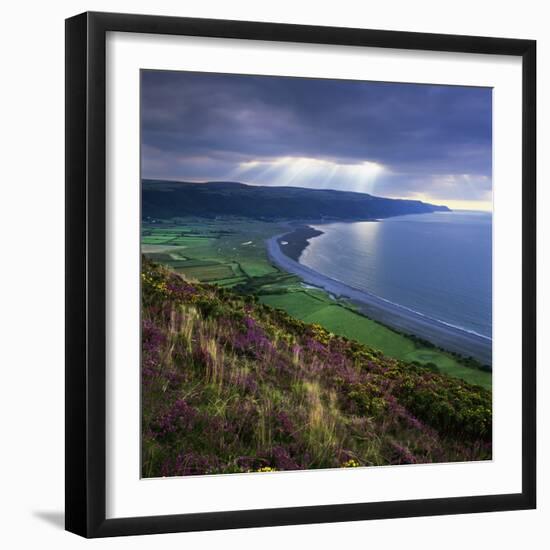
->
267, 227, 492, 366
275, 225, 324, 261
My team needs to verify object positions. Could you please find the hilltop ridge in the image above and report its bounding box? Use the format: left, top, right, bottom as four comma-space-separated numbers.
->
142, 179, 450, 221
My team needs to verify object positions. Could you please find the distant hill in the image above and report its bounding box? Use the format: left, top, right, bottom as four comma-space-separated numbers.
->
142, 180, 450, 221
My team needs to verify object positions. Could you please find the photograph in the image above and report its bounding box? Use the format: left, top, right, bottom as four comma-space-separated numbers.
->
140, 70, 493, 478
0, 0, 542, 545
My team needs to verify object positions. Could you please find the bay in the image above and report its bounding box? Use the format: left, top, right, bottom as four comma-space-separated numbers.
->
299, 211, 492, 339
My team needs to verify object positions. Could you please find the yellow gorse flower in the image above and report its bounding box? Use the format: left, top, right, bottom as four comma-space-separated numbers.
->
142, 272, 169, 295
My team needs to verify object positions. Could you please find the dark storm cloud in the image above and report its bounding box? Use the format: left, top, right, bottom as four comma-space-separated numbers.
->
141, 70, 492, 202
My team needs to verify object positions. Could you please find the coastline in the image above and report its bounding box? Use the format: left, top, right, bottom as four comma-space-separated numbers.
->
276, 225, 325, 261
267, 228, 492, 366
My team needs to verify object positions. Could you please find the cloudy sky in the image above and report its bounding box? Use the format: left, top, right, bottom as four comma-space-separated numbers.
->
141, 70, 492, 211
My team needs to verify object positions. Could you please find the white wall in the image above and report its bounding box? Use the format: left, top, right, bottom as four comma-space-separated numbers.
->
0, 1, 546, 548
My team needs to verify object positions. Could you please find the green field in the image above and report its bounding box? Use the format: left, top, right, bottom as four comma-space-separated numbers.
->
143, 219, 283, 283
142, 219, 492, 389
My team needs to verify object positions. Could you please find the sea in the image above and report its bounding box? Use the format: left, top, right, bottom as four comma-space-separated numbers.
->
299, 211, 492, 339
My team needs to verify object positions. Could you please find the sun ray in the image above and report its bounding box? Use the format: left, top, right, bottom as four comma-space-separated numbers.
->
231, 156, 385, 193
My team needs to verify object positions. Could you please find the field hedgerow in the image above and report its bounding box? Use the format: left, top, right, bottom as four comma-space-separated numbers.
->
141, 259, 492, 477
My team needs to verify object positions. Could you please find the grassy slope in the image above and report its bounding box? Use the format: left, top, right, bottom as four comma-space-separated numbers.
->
142, 220, 491, 389
260, 292, 492, 388
142, 260, 491, 477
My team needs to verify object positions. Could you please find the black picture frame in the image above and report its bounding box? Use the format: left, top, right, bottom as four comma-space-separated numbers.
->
65, 11, 537, 538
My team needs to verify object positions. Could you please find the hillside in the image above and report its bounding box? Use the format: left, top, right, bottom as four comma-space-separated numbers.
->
142, 259, 491, 477
142, 180, 450, 221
